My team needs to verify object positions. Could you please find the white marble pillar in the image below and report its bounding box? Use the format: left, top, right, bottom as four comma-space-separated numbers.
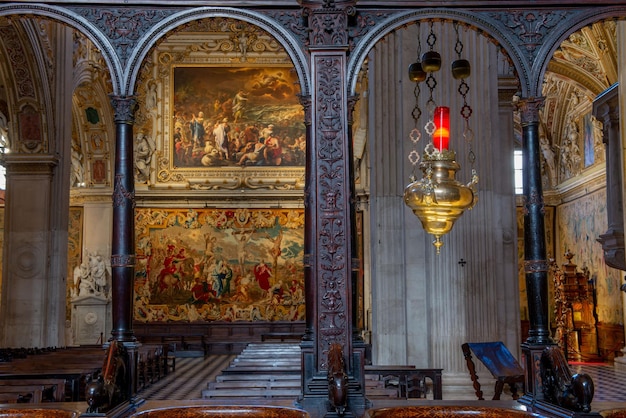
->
0, 26, 74, 348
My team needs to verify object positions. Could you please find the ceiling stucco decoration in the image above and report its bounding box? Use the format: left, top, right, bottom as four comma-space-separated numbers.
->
71, 31, 114, 190
538, 21, 613, 190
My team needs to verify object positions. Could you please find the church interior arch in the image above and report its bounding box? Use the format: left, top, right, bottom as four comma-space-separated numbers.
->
0, 5, 624, 403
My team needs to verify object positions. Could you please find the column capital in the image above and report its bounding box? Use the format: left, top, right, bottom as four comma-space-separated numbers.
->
515, 97, 544, 126
300, 0, 356, 48
109, 95, 139, 125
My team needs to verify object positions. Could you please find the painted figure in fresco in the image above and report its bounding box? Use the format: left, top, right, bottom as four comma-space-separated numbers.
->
259, 124, 274, 141
232, 89, 248, 123
213, 118, 231, 160
237, 137, 265, 165
263, 134, 283, 166
174, 126, 193, 166
253, 260, 272, 293
190, 112, 206, 148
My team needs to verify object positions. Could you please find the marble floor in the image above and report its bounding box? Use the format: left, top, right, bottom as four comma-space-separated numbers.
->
139, 354, 626, 404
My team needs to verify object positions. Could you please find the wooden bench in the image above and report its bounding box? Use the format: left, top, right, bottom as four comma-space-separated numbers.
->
0, 346, 103, 402
0, 379, 66, 403
0, 378, 66, 402
137, 344, 168, 391
137, 334, 207, 357
0, 384, 46, 403
365, 378, 402, 398
365, 365, 443, 400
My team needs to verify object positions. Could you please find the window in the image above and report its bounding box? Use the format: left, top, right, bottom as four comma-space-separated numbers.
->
514, 149, 523, 194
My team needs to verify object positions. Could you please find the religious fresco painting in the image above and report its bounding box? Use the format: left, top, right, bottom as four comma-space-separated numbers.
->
133, 207, 305, 323
172, 66, 305, 169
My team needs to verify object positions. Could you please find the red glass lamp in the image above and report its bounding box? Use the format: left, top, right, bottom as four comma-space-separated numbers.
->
433, 106, 450, 152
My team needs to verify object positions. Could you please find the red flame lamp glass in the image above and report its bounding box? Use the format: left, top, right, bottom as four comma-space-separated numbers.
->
433, 106, 450, 152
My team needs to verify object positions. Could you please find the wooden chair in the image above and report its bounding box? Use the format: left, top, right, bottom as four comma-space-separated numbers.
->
461, 342, 525, 400
405, 374, 425, 399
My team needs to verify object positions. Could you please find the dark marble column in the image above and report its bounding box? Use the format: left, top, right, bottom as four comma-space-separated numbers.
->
109, 95, 138, 344
517, 97, 555, 404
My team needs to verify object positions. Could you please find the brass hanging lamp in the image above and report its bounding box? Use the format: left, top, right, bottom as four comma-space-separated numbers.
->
403, 21, 478, 254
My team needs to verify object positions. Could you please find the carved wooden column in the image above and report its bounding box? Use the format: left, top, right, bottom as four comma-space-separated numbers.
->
517, 97, 556, 405
298, 1, 367, 416
593, 84, 625, 271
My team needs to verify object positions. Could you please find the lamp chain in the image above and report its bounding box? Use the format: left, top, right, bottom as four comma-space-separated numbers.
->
454, 22, 477, 177
404, 20, 479, 253
408, 22, 422, 181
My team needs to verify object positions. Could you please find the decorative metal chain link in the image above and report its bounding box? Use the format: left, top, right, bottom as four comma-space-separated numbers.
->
408, 22, 422, 179
454, 22, 463, 58
454, 22, 476, 169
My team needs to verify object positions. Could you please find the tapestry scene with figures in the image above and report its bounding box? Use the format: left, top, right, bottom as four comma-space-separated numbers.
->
133, 207, 305, 323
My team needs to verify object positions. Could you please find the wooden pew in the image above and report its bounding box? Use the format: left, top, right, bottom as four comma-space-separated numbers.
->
0, 378, 66, 402
137, 344, 169, 391
0, 384, 47, 403
137, 334, 207, 357
0, 346, 103, 401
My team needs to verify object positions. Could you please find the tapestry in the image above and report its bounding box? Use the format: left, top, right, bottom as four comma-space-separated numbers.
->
134, 208, 305, 322
556, 188, 622, 324
67, 207, 83, 321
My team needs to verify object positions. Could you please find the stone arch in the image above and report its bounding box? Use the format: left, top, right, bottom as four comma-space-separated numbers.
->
0, 4, 124, 94
348, 9, 524, 97
124, 8, 311, 98
531, 7, 626, 97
